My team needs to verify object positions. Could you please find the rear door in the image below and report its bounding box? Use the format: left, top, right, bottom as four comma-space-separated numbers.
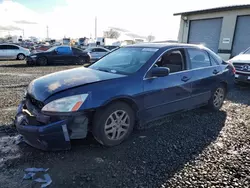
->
7, 45, 19, 59
142, 48, 193, 122
186, 47, 222, 106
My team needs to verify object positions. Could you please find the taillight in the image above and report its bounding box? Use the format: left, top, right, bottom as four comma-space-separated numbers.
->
227, 60, 236, 74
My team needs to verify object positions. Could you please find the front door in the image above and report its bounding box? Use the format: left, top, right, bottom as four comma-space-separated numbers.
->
53, 46, 73, 64
141, 49, 193, 122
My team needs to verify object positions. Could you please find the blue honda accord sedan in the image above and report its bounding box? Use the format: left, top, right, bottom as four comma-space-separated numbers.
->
15, 43, 235, 150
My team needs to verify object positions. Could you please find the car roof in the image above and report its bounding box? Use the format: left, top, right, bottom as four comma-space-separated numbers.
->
0, 43, 20, 46
125, 42, 203, 49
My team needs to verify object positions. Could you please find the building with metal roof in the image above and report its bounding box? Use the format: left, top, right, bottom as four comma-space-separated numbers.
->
174, 4, 250, 60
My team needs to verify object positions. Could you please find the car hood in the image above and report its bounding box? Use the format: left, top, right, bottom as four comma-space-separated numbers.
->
30, 51, 47, 55
230, 54, 250, 63
27, 67, 125, 102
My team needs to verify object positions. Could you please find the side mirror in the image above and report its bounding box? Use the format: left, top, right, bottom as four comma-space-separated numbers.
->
150, 67, 170, 78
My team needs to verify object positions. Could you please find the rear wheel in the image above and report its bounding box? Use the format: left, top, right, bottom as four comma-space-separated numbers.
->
92, 102, 135, 146
208, 84, 226, 110
17, 53, 25, 60
37, 57, 48, 66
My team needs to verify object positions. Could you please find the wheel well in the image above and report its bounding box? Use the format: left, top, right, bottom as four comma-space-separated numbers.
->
17, 53, 25, 59
102, 98, 139, 118
220, 81, 228, 93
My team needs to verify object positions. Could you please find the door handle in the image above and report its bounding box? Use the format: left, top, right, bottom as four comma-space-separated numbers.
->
213, 70, 219, 74
181, 76, 191, 82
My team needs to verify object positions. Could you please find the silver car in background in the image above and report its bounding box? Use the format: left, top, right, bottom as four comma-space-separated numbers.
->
0, 44, 30, 60
84, 47, 110, 62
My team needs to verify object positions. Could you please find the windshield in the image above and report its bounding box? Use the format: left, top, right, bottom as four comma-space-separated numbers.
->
46, 46, 57, 52
243, 47, 250, 54
89, 47, 158, 75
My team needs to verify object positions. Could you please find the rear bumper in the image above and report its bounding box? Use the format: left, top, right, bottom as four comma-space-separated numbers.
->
15, 101, 88, 151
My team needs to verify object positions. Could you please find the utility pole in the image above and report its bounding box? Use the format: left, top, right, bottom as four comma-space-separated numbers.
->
22, 29, 24, 38
95, 16, 97, 39
46, 25, 49, 39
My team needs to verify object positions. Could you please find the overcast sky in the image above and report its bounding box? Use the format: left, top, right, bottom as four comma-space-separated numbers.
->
0, 0, 249, 40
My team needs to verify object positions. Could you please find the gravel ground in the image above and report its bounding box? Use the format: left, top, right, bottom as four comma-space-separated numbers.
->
0, 60, 249, 188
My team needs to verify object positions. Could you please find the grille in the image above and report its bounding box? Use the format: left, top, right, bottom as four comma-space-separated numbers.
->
26, 94, 44, 109
233, 63, 250, 72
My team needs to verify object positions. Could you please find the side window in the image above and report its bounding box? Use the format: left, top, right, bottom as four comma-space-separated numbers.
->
0, 45, 9, 50
57, 47, 71, 54
155, 49, 185, 73
96, 48, 107, 52
8, 45, 19, 50
91, 48, 96, 52
209, 55, 219, 66
72, 48, 82, 54
187, 48, 211, 69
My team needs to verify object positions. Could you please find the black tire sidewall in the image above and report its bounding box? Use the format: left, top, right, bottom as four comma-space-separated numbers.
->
77, 56, 85, 64
92, 102, 135, 146
208, 84, 226, 110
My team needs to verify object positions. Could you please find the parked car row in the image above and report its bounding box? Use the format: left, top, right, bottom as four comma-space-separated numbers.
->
14, 43, 235, 150
0, 43, 113, 65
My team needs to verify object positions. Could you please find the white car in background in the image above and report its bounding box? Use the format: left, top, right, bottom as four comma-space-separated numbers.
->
0, 44, 30, 60
229, 47, 250, 83
84, 47, 110, 62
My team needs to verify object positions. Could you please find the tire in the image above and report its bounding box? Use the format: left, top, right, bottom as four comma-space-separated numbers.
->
17, 53, 25, 60
207, 84, 226, 110
77, 56, 86, 65
37, 57, 48, 66
92, 101, 135, 147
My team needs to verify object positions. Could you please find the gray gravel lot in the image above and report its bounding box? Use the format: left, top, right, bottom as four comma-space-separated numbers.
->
0, 60, 250, 188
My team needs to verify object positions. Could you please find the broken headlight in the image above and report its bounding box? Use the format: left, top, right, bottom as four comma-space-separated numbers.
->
41, 94, 88, 113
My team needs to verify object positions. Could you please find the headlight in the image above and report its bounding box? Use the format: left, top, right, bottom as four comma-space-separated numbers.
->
42, 94, 88, 113
87, 52, 91, 57
30, 55, 37, 58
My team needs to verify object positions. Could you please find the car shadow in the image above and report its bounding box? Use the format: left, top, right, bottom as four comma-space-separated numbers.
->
1, 109, 227, 187
226, 85, 250, 106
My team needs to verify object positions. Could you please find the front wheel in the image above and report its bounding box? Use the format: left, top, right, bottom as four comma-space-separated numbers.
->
208, 84, 226, 110
17, 53, 25, 60
92, 102, 135, 146
37, 57, 48, 66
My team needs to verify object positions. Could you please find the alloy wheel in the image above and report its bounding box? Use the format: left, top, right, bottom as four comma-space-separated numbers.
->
213, 88, 224, 108
18, 54, 25, 60
104, 110, 130, 140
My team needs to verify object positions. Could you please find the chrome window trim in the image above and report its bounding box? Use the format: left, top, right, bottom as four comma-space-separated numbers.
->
143, 47, 185, 80
143, 46, 219, 80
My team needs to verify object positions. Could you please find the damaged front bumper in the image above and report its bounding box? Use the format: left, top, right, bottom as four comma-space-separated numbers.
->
15, 100, 89, 151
